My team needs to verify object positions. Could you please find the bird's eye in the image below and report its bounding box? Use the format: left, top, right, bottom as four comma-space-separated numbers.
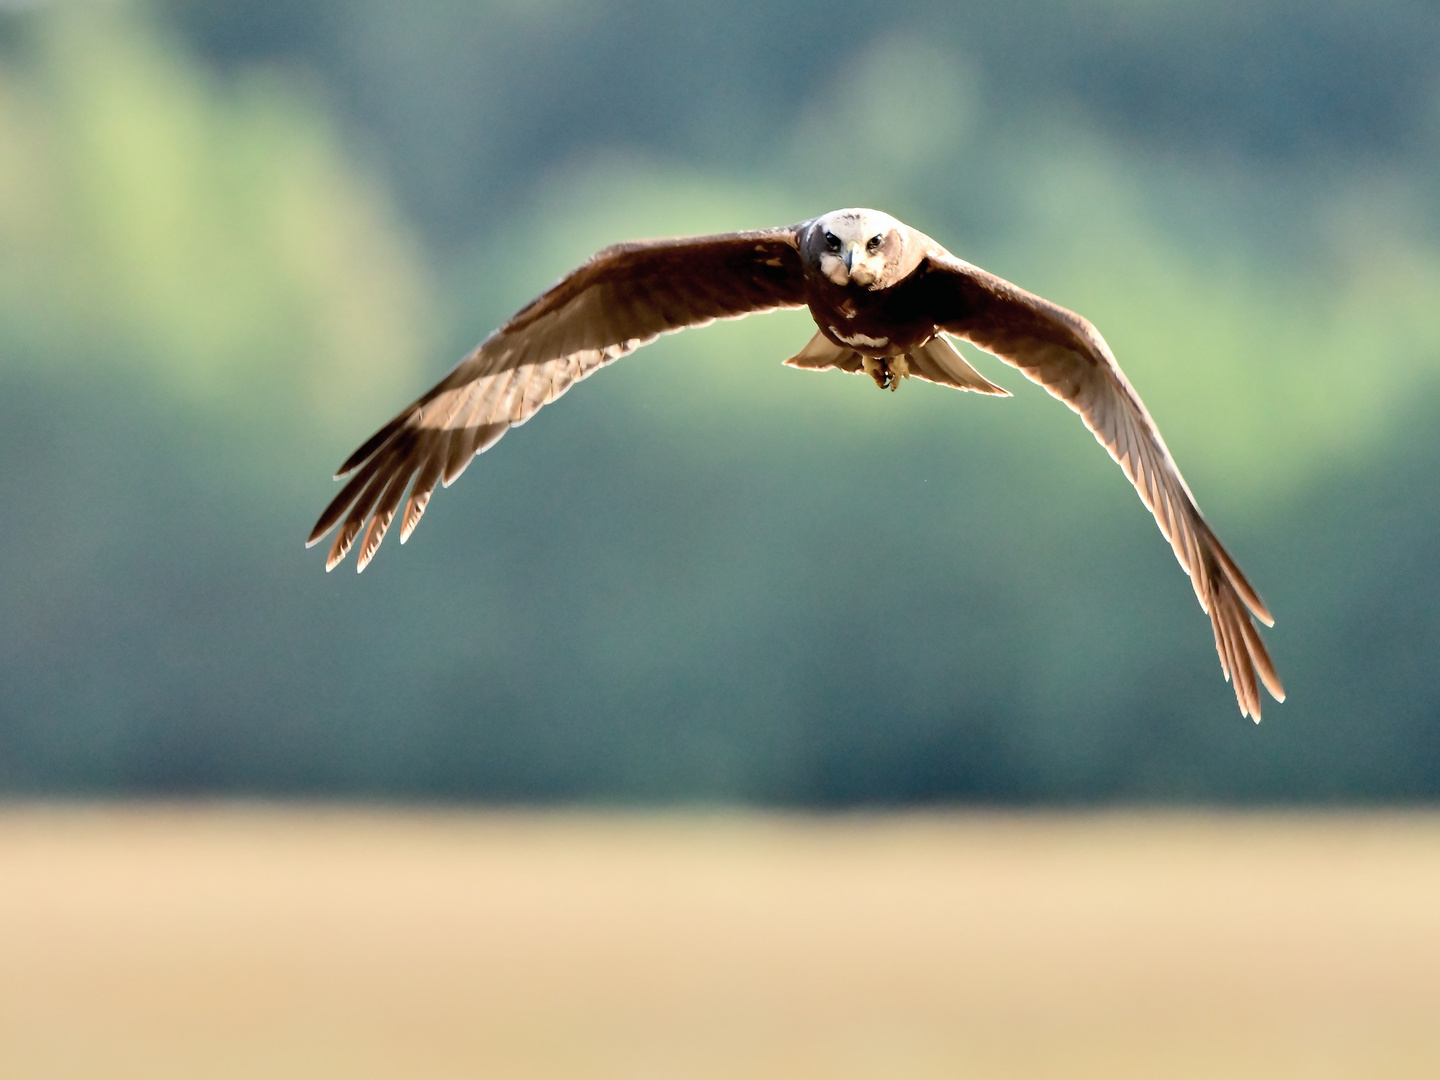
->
867, 234, 884, 253
824, 231, 840, 251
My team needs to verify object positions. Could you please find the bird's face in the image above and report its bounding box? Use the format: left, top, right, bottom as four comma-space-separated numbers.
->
804, 209, 910, 289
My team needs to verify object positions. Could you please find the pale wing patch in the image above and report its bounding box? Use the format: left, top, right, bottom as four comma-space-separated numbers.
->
311, 229, 808, 571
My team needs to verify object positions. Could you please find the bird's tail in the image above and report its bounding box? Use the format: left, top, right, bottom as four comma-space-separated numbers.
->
783, 331, 1009, 396
904, 335, 1010, 395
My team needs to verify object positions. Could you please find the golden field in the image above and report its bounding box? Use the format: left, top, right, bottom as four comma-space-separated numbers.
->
1, 808, 1437, 1079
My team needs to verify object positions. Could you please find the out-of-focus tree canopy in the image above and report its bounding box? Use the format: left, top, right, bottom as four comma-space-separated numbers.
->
2, 0, 1439, 801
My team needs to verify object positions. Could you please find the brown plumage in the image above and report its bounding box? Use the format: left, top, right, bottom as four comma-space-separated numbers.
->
310, 208, 1284, 719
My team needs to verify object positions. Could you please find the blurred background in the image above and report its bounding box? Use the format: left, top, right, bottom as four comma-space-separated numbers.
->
4, 3, 1440, 1078
2, 0, 1440, 803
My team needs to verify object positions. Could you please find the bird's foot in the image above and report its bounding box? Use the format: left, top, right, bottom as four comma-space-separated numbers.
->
861, 355, 907, 391
862, 356, 901, 391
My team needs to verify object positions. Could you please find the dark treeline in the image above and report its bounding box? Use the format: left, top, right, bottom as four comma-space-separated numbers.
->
1, 0, 1438, 802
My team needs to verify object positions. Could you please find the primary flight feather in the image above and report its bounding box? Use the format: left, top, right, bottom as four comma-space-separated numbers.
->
310, 208, 1284, 720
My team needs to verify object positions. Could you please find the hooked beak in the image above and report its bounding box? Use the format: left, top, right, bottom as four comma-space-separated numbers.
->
844, 241, 879, 287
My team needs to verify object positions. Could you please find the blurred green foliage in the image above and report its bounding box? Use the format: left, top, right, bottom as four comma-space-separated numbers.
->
2, 0, 1439, 801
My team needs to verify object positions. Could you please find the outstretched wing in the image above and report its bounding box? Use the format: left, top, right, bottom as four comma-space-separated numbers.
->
310, 227, 808, 571
922, 250, 1284, 719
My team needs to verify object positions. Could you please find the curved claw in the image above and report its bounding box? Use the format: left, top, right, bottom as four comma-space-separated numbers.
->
861, 356, 899, 391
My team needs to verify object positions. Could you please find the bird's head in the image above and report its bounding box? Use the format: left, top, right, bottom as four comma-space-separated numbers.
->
802, 208, 917, 290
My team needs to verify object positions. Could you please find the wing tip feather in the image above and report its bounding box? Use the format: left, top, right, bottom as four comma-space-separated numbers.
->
1205, 571, 1285, 721
399, 493, 431, 544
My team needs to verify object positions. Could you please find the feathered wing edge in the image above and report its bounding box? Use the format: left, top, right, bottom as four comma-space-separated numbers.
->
926, 252, 1284, 719
308, 416, 511, 572
308, 227, 809, 571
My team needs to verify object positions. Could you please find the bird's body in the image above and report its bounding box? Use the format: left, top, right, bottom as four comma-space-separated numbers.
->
811, 271, 938, 356
310, 208, 1284, 719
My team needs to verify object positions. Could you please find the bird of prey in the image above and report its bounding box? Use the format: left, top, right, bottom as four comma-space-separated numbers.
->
309, 208, 1284, 719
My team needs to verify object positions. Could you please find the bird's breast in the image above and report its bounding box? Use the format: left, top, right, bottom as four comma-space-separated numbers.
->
805, 283, 936, 357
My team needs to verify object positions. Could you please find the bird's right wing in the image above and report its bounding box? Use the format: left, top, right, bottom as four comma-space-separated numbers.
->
922, 250, 1283, 719
310, 227, 808, 571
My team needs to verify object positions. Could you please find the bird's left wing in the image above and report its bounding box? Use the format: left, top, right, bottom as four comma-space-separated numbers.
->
310, 227, 807, 571
921, 250, 1283, 719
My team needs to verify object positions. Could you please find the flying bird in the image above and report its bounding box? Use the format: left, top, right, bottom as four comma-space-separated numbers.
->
309, 208, 1284, 719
